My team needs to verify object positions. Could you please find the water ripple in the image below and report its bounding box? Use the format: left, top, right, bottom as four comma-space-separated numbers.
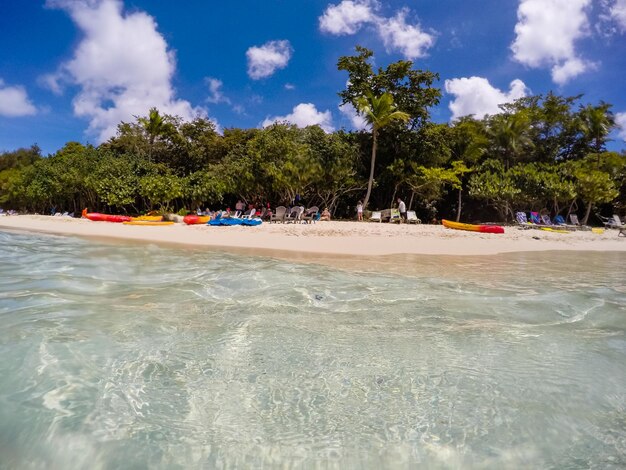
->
0, 230, 625, 468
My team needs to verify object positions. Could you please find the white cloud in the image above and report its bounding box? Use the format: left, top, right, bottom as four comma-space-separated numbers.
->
338, 103, 369, 130
616, 112, 626, 141
0, 79, 37, 117
45, 0, 203, 143
319, 0, 376, 35
205, 77, 230, 105
377, 9, 435, 59
445, 77, 530, 121
318, 1, 435, 59
246, 40, 293, 80
609, 0, 626, 30
511, 0, 592, 85
551, 57, 588, 85
262, 103, 334, 132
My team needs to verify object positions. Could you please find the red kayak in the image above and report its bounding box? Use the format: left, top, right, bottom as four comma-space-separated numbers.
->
183, 215, 211, 225
82, 208, 131, 223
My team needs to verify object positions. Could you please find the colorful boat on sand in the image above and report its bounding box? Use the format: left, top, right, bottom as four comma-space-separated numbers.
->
122, 220, 175, 226
82, 209, 131, 223
131, 215, 163, 222
539, 227, 569, 234
183, 215, 211, 225
442, 219, 505, 234
208, 216, 262, 226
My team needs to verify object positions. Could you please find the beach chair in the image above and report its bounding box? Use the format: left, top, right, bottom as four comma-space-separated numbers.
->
569, 214, 580, 226
270, 206, 287, 223
370, 211, 382, 222
406, 211, 421, 224
541, 214, 553, 226
516, 212, 530, 224
389, 208, 401, 223
241, 208, 257, 219
604, 214, 623, 228
516, 211, 537, 229
530, 212, 541, 225
301, 206, 319, 224
284, 206, 304, 223
604, 215, 626, 236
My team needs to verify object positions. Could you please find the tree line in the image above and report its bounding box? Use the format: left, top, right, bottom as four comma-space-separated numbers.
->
1, 46, 624, 224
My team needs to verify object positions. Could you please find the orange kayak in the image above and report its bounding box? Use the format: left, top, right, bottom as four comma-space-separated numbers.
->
183, 215, 211, 225
442, 219, 504, 234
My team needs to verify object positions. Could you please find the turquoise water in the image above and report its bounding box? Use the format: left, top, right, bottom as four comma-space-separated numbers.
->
0, 230, 625, 469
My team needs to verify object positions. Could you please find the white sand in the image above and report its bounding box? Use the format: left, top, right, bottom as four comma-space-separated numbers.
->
0, 215, 624, 257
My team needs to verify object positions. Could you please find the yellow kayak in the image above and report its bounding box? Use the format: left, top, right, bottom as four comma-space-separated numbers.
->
130, 215, 163, 222
123, 221, 175, 226
540, 227, 569, 233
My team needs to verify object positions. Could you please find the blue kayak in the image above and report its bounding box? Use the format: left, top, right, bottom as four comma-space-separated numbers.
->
207, 216, 262, 226
241, 218, 262, 226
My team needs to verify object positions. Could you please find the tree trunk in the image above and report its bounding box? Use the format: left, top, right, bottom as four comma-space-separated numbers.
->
455, 187, 462, 222
362, 128, 377, 210
582, 201, 592, 225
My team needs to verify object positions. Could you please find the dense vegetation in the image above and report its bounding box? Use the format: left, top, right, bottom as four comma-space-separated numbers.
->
1, 47, 624, 224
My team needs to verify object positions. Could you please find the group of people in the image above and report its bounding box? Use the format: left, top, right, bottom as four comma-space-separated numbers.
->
197, 197, 411, 223
197, 200, 334, 222
355, 198, 408, 222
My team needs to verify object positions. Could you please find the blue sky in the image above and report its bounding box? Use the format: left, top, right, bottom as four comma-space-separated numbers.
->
1, 0, 625, 155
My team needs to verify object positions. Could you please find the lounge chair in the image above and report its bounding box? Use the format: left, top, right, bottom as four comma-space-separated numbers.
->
389, 208, 401, 223
406, 211, 421, 224
603, 215, 626, 236
370, 211, 382, 222
529, 212, 541, 225
241, 208, 257, 219
541, 214, 554, 225
516, 211, 533, 226
301, 206, 319, 224
284, 206, 304, 223
270, 206, 287, 223
569, 214, 581, 226
604, 214, 623, 228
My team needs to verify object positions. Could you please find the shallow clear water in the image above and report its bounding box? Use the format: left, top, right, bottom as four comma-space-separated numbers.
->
0, 230, 625, 469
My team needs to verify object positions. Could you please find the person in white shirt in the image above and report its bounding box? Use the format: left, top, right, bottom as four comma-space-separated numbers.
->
356, 201, 363, 221
397, 198, 407, 222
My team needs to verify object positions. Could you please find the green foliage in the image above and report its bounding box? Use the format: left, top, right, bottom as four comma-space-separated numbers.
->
86, 154, 139, 211
139, 173, 183, 211
577, 103, 615, 153
1, 80, 623, 224
338, 46, 441, 129
468, 160, 521, 220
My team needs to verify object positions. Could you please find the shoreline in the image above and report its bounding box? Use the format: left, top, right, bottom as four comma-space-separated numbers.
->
0, 215, 624, 259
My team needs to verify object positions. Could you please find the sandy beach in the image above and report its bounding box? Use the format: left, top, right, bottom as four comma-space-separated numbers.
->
0, 215, 624, 257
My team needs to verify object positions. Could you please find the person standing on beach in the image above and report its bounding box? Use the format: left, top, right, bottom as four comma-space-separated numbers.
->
397, 198, 407, 222
356, 201, 363, 221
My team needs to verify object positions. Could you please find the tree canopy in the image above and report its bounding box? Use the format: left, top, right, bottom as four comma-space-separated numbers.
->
0, 47, 624, 224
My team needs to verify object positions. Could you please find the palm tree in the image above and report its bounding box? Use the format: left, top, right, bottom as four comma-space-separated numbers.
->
486, 112, 533, 169
356, 92, 409, 210
578, 103, 614, 155
137, 107, 174, 162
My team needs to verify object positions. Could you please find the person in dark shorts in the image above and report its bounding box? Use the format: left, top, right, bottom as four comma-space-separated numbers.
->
397, 198, 407, 222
